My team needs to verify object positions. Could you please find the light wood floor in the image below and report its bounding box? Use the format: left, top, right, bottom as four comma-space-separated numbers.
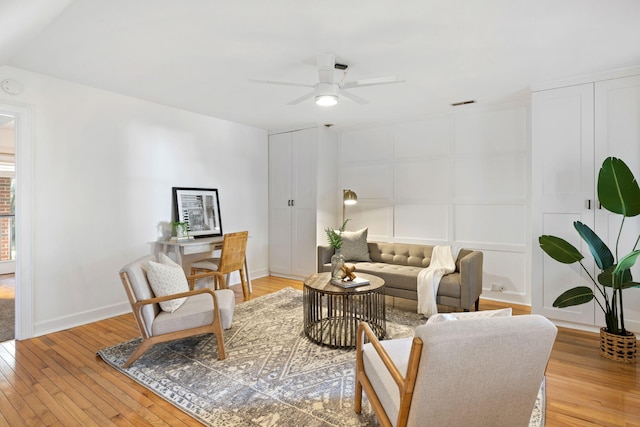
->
0, 276, 638, 426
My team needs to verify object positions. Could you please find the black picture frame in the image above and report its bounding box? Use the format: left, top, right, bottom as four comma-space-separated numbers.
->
172, 187, 223, 238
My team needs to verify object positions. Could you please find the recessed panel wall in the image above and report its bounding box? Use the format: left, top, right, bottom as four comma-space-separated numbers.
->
339, 104, 530, 305
394, 118, 452, 158
342, 164, 393, 199
345, 200, 393, 240
454, 155, 527, 202
341, 126, 392, 162
454, 204, 525, 245
455, 108, 527, 152
394, 203, 449, 242
482, 250, 528, 300
394, 159, 452, 202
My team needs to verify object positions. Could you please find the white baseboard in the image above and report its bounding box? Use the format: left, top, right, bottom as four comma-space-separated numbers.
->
33, 301, 132, 338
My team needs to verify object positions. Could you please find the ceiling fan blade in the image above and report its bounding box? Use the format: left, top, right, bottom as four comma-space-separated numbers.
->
339, 89, 369, 105
249, 79, 314, 89
287, 91, 316, 105
341, 75, 405, 89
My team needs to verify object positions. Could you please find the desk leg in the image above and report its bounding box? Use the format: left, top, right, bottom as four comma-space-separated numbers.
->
244, 258, 252, 293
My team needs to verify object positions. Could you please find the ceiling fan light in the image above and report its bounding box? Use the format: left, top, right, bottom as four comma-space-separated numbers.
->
315, 94, 338, 106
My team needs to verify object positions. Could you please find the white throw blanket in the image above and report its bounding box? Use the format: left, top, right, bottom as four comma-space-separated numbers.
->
417, 245, 461, 317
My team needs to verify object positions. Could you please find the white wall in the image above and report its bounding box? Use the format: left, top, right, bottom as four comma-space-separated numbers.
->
0, 66, 269, 336
339, 102, 532, 305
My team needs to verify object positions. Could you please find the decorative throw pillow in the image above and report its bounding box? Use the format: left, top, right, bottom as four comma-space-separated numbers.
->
426, 308, 512, 324
158, 252, 181, 268
146, 259, 189, 313
339, 228, 371, 262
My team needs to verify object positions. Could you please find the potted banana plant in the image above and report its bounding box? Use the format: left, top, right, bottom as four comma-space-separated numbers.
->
539, 157, 640, 363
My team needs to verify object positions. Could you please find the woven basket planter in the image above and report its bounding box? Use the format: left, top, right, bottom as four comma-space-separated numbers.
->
600, 328, 637, 364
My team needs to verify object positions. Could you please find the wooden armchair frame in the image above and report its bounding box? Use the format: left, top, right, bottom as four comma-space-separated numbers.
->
120, 269, 228, 368
355, 322, 423, 427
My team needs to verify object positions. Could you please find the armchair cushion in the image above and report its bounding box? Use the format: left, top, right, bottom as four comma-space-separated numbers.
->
340, 228, 372, 262
147, 259, 189, 313
152, 289, 235, 334
362, 337, 414, 425
426, 308, 512, 324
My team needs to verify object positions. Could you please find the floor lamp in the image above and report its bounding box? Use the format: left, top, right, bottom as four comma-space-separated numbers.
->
343, 189, 358, 224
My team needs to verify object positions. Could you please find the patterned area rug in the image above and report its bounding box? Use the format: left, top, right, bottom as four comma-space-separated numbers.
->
98, 287, 544, 426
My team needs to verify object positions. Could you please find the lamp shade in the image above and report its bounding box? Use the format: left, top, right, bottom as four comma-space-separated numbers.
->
316, 94, 338, 106
343, 189, 358, 205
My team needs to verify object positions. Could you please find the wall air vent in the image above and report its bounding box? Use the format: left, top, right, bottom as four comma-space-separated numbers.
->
451, 100, 476, 107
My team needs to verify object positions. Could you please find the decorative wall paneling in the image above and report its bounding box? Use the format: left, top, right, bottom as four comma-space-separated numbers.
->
340, 105, 530, 305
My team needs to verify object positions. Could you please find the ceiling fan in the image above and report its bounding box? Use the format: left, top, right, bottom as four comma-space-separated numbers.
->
250, 53, 405, 106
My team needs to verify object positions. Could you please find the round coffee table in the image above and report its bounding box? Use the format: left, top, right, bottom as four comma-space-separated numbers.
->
303, 272, 386, 348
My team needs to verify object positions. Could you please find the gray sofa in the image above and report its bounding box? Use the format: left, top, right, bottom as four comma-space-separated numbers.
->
317, 242, 483, 312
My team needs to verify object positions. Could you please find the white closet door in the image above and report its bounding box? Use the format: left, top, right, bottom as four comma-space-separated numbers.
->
291, 128, 318, 277
595, 75, 640, 332
268, 133, 293, 275
532, 83, 596, 324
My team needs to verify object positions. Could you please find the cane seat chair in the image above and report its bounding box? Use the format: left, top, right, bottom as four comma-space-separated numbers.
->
191, 231, 250, 300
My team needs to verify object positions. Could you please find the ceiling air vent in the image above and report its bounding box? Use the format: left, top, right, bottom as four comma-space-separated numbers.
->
451, 100, 476, 107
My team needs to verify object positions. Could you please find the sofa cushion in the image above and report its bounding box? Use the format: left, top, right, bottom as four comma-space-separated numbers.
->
368, 242, 432, 267
340, 228, 371, 262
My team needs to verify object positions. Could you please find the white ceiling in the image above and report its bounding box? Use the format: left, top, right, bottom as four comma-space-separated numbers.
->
2, 0, 640, 131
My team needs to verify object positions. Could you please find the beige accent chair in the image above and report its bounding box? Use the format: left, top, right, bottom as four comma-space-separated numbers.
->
355, 311, 557, 427
120, 255, 235, 368
191, 231, 250, 300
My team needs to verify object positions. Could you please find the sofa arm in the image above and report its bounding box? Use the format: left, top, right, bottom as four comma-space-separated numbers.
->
317, 245, 334, 273
459, 251, 483, 311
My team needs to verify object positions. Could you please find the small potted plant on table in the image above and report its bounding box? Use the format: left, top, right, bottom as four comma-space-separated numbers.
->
325, 220, 348, 280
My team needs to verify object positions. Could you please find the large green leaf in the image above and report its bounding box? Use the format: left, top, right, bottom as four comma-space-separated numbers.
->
573, 221, 614, 270
553, 286, 595, 308
598, 265, 632, 287
619, 281, 640, 290
597, 157, 640, 217
539, 235, 584, 264
613, 250, 640, 275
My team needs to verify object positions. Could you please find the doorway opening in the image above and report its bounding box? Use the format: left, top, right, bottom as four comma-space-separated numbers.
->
0, 114, 15, 342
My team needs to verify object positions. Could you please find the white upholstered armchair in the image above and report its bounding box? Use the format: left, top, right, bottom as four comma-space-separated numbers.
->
119, 254, 235, 368
355, 310, 557, 427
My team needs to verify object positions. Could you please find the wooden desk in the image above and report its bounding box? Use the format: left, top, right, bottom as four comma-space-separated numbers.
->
157, 236, 252, 292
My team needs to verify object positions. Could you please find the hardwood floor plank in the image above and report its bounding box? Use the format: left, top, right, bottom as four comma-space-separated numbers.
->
0, 275, 638, 426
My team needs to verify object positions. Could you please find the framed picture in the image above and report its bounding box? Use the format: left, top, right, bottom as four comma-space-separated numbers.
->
172, 187, 223, 238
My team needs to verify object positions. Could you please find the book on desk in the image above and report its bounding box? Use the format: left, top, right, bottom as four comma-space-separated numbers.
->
330, 276, 370, 288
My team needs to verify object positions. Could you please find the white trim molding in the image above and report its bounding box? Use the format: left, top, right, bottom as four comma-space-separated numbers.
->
0, 102, 33, 340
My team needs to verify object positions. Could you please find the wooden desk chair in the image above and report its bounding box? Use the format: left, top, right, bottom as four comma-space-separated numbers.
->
191, 231, 250, 300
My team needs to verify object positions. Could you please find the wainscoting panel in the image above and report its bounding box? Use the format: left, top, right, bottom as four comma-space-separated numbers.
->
394, 203, 449, 242
454, 107, 527, 153
394, 118, 453, 159
454, 154, 527, 202
454, 204, 526, 245
341, 126, 393, 162
339, 103, 531, 305
341, 164, 393, 199
482, 249, 528, 299
394, 159, 453, 201
344, 200, 393, 241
